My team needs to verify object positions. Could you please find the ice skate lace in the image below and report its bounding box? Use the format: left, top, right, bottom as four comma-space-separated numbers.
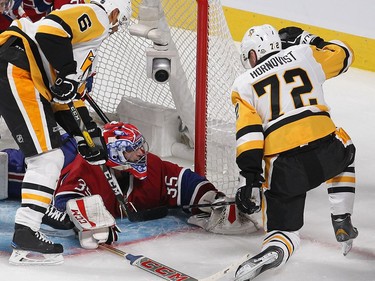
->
35, 231, 53, 244
45, 206, 67, 222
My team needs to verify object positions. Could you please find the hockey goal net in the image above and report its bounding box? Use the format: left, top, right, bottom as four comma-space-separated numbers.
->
91, 0, 245, 196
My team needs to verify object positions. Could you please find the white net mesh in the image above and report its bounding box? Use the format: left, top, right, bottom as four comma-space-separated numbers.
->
91, 0, 245, 196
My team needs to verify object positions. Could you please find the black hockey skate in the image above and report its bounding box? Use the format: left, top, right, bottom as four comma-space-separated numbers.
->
41, 205, 75, 237
9, 223, 64, 265
332, 213, 358, 256
234, 246, 284, 281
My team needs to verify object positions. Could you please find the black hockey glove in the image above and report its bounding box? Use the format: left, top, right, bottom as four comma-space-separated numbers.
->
105, 225, 121, 245
235, 174, 264, 215
75, 127, 108, 165
278, 26, 324, 49
51, 74, 80, 104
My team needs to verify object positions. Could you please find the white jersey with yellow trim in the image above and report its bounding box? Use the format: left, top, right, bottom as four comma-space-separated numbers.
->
231, 41, 353, 156
10, 3, 109, 89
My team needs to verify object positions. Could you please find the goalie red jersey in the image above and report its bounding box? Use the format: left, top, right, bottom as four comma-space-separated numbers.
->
3, 122, 259, 237
54, 152, 217, 218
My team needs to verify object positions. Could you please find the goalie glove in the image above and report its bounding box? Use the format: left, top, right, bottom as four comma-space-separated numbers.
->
188, 203, 260, 235
278, 26, 324, 49
235, 174, 264, 215
193, 190, 226, 214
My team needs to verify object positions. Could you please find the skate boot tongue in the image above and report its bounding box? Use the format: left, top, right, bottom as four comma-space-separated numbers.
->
42, 205, 75, 230
41, 205, 76, 237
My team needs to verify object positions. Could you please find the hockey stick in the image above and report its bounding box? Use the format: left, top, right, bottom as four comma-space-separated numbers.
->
123, 199, 236, 222
68, 99, 168, 222
181, 200, 235, 210
81, 93, 170, 222
199, 252, 253, 281
99, 244, 253, 281
67, 101, 128, 216
99, 244, 198, 281
84, 92, 110, 123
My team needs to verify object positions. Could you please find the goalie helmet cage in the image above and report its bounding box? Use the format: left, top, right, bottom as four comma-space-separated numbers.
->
91, 0, 245, 196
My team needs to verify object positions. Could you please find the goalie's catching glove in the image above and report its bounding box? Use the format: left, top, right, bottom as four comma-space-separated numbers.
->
51, 73, 80, 104
235, 174, 264, 215
75, 127, 107, 165
278, 26, 324, 49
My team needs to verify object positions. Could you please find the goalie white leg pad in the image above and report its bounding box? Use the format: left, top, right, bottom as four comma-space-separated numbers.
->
9, 249, 64, 265
66, 195, 116, 249
188, 204, 261, 235
66, 195, 116, 231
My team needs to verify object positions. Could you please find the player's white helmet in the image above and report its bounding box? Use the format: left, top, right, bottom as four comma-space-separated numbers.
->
91, 0, 132, 29
240, 24, 281, 69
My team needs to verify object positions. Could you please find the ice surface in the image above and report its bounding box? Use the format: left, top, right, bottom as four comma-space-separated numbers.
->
0, 67, 374, 280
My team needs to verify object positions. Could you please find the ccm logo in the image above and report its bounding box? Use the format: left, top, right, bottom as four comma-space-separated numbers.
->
70, 209, 88, 224
140, 259, 191, 281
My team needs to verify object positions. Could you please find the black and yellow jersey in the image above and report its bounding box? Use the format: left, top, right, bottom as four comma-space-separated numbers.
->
0, 3, 109, 102
231, 41, 353, 174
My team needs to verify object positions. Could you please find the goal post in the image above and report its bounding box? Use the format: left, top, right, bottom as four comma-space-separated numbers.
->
195, 0, 209, 178
91, 0, 245, 196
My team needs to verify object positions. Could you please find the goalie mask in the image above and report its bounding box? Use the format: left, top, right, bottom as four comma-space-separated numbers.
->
240, 24, 281, 69
103, 122, 148, 179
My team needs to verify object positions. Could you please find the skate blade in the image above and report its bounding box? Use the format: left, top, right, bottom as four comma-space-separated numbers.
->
234, 252, 278, 281
341, 240, 353, 256
9, 249, 64, 265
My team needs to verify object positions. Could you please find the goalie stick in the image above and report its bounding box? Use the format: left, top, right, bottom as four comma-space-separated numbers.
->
99, 244, 198, 281
67, 101, 128, 216
84, 92, 111, 123
110, 198, 236, 222
200, 252, 253, 281
100, 244, 254, 281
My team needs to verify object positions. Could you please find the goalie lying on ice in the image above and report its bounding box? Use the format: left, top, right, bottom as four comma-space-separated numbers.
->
2, 122, 260, 249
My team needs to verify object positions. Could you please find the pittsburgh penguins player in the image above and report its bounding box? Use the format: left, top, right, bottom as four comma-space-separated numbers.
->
231, 24, 358, 280
0, 0, 131, 265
